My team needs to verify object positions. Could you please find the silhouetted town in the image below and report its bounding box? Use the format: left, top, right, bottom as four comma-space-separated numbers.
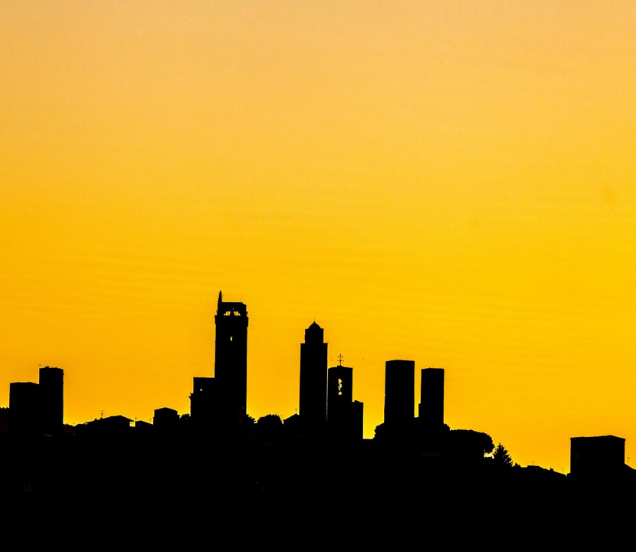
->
2, 292, 636, 529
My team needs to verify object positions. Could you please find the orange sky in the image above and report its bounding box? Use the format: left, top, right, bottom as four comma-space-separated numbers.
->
1, 1, 636, 472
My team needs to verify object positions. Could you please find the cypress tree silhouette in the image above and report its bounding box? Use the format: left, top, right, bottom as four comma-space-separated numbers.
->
492, 442, 514, 467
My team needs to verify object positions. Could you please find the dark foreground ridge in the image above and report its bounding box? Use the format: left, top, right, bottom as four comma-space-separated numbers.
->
2, 419, 636, 537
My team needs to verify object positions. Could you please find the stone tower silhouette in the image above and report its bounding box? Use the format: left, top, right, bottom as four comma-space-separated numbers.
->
327, 359, 363, 441
419, 368, 444, 427
39, 366, 64, 436
384, 360, 414, 425
299, 321, 328, 427
214, 291, 249, 423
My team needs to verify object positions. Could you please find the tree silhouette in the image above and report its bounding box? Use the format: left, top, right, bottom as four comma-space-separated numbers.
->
492, 442, 513, 467
256, 414, 283, 431
447, 429, 494, 457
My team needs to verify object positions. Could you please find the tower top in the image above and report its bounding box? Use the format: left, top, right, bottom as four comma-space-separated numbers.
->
216, 292, 247, 317
305, 321, 324, 344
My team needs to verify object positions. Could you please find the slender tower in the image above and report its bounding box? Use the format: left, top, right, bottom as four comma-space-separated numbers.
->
299, 322, 328, 426
327, 357, 363, 441
214, 291, 249, 423
384, 360, 414, 425
419, 368, 444, 427
327, 363, 353, 427
9, 382, 40, 436
39, 366, 64, 435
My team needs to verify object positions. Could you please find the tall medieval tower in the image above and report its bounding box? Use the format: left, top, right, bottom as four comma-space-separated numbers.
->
299, 321, 328, 427
214, 291, 249, 423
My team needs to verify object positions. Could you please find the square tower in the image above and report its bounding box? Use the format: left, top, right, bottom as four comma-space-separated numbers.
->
299, 321, 328, 426
419, 368, 444, 427
327, 363, 363, 441
39, 366, 64, 436
214, 291, 249, 423
384, 360, 415, 425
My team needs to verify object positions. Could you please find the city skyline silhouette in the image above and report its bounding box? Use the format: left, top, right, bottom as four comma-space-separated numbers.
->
3, 298, 636, 535
2, 2, 636, 478
3, 291, 634, 484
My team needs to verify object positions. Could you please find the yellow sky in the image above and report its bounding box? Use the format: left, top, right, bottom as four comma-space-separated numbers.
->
1, 1, 635, 472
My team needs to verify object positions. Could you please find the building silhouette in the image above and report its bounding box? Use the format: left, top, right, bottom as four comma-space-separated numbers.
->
82, 414, 133, 436
384, 360, 414, 425
190, 376, 217, 426
299, 321, 328, 427
0, 407, 8, 434
9, 381, 40, 436
570, 435, 636, 498
570, 435, 626, 480
419, 368, 444, 427
154, 407, 179, 430
39, 366, 64, 436
327, 361, 363, 441
214, 291, 249, 424
8, 366, 64, 436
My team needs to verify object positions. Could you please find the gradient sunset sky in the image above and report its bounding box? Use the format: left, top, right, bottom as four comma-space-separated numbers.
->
2, 2, 635, 472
